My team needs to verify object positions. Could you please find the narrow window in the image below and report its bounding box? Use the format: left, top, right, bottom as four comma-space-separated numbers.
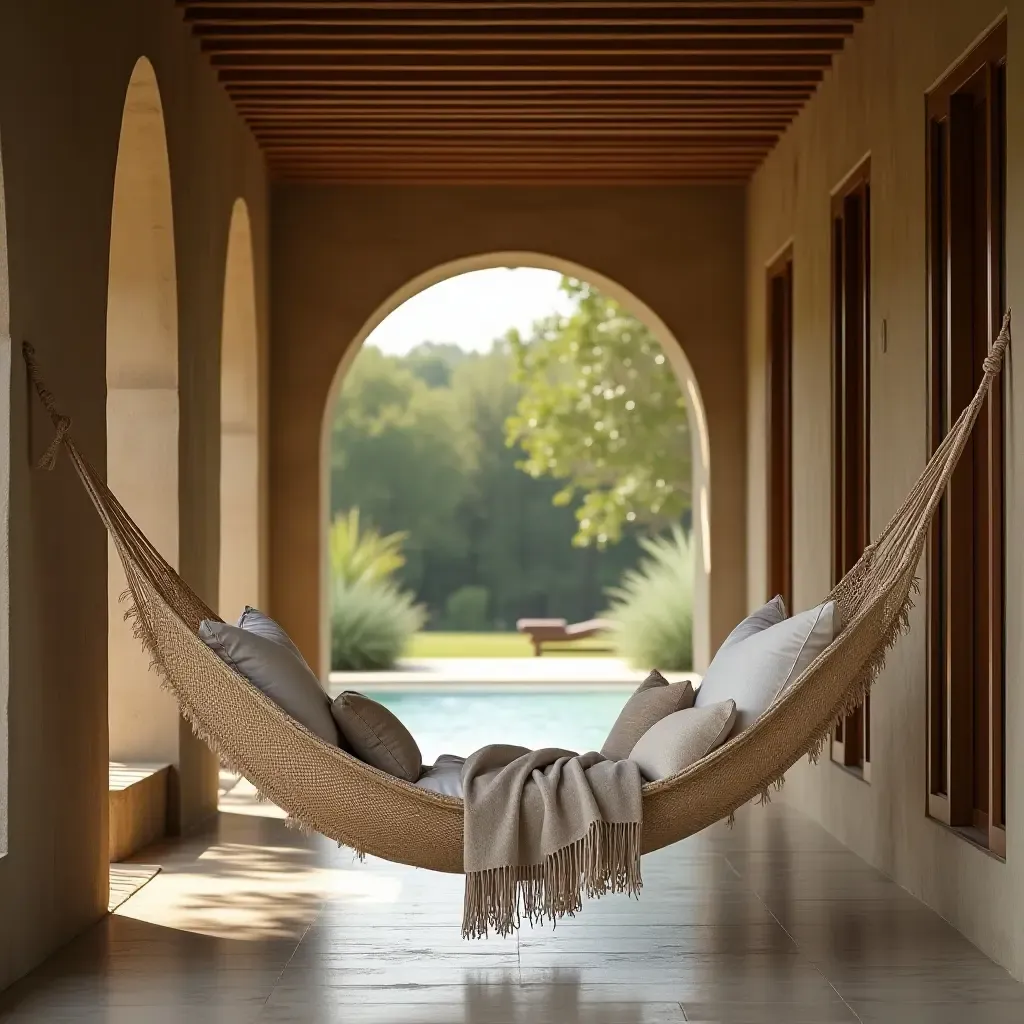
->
926, 22, 1006, 856
766, 250, 793, 613
830, 159, 871, 778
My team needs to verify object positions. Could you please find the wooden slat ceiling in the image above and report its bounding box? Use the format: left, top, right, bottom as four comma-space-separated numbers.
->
179, 0, 873, 185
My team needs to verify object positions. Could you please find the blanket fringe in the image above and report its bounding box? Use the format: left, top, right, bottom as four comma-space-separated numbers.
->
462, 820, 642, 940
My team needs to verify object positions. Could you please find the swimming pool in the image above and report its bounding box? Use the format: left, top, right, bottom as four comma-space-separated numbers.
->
364, 688, 632, 765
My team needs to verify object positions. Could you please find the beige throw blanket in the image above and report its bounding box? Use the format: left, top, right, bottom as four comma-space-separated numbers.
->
461, 744, 643, 939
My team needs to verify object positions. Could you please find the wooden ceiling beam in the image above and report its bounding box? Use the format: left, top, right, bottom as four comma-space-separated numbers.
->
233, 97, 805, 108
252, 132, 777, 145
195, 26, 856, 42
200, 37, 849, 55
180, 0, 868, 12
225, 86, 816, 99
273, 176, 753, 185
209, 52, 834, 70
268, 162, 765, 173
216, 68, 825, 85
234, 103, 805, 115
242, 113, 795, 126
265, 152, 768, 159
270, 159, 761, 167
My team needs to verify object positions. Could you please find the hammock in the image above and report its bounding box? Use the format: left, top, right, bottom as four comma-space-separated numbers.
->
21, 315, 1011, 873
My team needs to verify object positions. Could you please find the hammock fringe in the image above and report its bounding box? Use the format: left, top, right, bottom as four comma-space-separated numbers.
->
462, 820, 642, 940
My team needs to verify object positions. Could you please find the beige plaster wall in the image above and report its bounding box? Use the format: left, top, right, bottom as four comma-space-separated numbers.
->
220, 199, 263, 620
746, 2, 1024, 977
269, 185, 748, 682
0, 0, 269, 990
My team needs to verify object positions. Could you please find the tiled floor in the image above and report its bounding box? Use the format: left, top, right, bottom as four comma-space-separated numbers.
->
1, 779, 1021, 1024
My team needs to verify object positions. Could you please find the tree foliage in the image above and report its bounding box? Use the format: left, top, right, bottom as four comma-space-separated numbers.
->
328, 339, 647, 630
328, 346, 475, 593
506, 277, 691, 547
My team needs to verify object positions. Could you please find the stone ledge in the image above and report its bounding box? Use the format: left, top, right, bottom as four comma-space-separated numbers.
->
108, 762, 170, 863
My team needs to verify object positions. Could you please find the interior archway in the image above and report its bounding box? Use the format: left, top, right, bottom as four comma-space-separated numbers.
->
319, 252, 711, 678
218, 198, 261, 621
106, 58, 181, 777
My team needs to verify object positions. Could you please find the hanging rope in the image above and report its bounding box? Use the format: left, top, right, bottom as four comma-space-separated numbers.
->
22, 341, 72, 471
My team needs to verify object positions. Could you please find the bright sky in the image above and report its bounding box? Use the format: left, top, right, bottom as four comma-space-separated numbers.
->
364, 267, 575, 355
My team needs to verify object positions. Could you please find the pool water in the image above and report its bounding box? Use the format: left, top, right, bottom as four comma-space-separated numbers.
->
365, 688, 631, 765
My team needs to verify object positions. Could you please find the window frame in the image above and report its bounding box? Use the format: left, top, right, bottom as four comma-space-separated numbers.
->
925, 21, 1006, 858
766, 247, 794, 614
829, 156, 872, 780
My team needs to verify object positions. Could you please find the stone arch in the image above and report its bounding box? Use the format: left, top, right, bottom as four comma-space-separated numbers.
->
318, 252, 712, 677
218, 198, 261, 620
105, 57, 181, 781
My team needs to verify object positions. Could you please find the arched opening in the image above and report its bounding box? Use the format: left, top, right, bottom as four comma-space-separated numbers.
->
106, 59, 181, 789
319, 253, 711, 682
218, 198, 260, 621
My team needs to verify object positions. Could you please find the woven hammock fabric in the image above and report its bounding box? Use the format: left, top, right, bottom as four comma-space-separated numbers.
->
20, 314, 1011, 873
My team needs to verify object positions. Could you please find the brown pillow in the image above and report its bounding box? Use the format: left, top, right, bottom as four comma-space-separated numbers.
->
600, 672, 695, 760
331, 692, 422, 782
628, 700, 737, 782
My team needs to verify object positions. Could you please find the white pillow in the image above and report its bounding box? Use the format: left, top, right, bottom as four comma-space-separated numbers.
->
237, 606, 310, 668
719, 594, 787, 651
416, 754, 466, 798
200, 620, 339, 745
628, 700, 737, 783
694, 601, 836, 733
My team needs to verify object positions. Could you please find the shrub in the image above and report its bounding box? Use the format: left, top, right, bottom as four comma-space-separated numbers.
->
604, 525, 694, 671
442, 585, 491, 631
329, 508, 407, 587
330, 577, 425, 672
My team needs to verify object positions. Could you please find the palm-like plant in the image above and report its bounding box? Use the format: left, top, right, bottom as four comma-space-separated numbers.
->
328, 507, 423, 671
329, 507, 407, 586
604, 525, 694, 671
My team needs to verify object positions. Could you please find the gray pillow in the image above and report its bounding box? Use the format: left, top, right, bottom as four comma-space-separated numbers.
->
719, 595, 787, 651
332, 691, 422, 783
416, 754, 466, 798
628, 700, 737, 783
695, 601, 836, 733
199, 620, 338, 745
237, 606, 310, 667
601, 672, 696, 760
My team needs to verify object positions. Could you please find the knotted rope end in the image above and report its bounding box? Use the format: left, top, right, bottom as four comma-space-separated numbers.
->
21, 341, 73, 470
983, 309, 1012, 377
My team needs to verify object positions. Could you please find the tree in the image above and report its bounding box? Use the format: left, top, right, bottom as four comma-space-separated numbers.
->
506, 277, 691, 547
328, 346, 475, 601
404, 341, 468, 389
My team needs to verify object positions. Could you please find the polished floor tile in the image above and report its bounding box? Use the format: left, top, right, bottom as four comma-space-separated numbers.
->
0, 780, 1021, 1023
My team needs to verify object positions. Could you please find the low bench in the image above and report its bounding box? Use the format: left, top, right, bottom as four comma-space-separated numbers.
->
515, 617, 614, 657
108, 762, 170, 863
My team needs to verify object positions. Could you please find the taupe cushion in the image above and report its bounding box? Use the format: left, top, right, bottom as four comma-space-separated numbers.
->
332, 691, 422, 782
601, 671, 696, 760
628, 700, 737, 782
237, 606, 310, 667
416, 754, 466, 798
695, 601, 837, 733
199, 620, 338, 745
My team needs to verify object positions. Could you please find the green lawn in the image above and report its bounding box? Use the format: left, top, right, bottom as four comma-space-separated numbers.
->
406, 632, 615, 659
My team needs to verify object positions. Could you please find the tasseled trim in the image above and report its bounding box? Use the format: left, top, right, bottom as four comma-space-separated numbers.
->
803, 577, 918, 771
461, 820, 642, 940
